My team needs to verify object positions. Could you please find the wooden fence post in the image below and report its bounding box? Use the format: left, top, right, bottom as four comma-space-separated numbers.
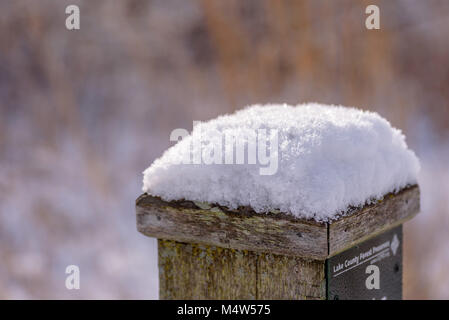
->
136, 185, 419, 300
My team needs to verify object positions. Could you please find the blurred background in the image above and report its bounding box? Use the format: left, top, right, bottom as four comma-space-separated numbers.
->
1, 0, 448, 299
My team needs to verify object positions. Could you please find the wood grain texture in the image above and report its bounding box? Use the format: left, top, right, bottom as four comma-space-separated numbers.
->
257, 252, 325, 299
158, 239, 325, 300
137, 196, 327, 260
328, 185, 420, 256
158, 240, 257, 299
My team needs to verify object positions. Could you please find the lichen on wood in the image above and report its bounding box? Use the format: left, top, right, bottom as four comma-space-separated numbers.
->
137, 195, 328, 260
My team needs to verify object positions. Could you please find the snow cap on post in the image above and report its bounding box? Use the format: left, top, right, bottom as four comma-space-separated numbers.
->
142, 103, 420, 222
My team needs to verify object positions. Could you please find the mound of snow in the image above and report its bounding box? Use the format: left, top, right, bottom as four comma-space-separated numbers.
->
142, 103, 420, 221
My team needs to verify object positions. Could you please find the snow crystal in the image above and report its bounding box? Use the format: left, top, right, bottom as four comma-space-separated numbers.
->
142, 103, 420, 221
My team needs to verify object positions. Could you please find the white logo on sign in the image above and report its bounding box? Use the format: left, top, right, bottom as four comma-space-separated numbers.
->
365, 265, 380, 290
390, 234, 399, 256
65, 265, 80, 290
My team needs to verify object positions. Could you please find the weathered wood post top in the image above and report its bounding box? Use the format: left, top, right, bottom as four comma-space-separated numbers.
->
136, 185, 419, 299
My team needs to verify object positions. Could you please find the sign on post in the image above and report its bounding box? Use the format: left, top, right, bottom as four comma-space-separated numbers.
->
327, 226, 402, 300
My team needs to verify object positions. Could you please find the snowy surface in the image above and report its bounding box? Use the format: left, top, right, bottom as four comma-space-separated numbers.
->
143, 104, 420, 221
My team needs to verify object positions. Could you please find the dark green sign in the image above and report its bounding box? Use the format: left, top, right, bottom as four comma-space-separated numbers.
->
326, 225, 402, 300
